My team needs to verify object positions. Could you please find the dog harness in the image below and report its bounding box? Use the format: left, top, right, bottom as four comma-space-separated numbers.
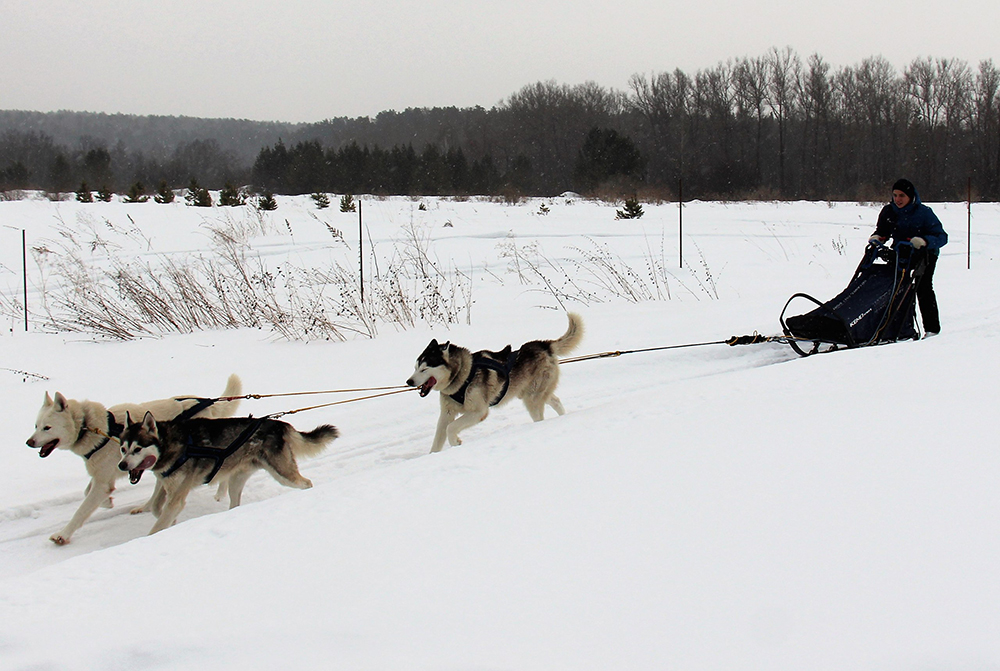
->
82, 397, 218, 461
161, 415, 268, 484
449, 349, 519, 407
81, 411, 124, 460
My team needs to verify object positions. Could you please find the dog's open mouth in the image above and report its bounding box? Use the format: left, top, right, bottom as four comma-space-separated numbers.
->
129, 455, 157, 485
39, 439, 59, 458
419, 377, 436, 397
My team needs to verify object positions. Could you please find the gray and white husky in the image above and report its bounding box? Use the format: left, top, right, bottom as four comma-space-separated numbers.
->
406, 312, 583, 453
25, 374, 242, 545
117, 411, 338, 535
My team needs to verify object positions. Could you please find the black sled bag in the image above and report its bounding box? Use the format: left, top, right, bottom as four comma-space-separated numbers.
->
780, 242, 925, 354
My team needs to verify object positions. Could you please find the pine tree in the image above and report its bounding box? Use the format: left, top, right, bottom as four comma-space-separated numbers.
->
96, 185, 114, 202
256, 192, 278, 211
125, 181, 149, 203
339, 193, 356, 212
75, 182, 94, 203
258, 193, 278, 211
312, 192, 330, 209
154, 180, 175, 204
615, 196, 644, 220
219, 182, 245, 207
185, 178, 212, 207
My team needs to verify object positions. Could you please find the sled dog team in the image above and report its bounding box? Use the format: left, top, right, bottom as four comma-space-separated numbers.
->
24, 313, 583, 543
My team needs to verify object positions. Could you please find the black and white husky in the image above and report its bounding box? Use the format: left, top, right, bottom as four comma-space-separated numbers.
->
406, 312, 583, 453
25, 374, 243, 545
117, 411, 338, 535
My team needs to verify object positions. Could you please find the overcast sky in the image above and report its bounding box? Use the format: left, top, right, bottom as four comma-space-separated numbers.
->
2, 0, 998, 124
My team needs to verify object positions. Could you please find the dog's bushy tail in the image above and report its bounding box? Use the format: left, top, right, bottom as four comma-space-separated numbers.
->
212, 374, 243, 418
550, 312, 584, 357
289, 424, 339, 459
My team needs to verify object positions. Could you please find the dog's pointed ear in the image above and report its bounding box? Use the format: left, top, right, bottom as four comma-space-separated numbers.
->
441, 341, 450, 351
44, 391, 53, 407
428, 338, 438, 348
499, 345, 512, 357
53, 392, 68, 411
125, 411, 134, 428
141, 411, 157, 435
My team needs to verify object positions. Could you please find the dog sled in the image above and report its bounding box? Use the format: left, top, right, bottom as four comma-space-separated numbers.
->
779, 240, 927, 356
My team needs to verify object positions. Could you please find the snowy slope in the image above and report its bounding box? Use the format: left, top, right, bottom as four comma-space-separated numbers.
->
1, 195, 998, 670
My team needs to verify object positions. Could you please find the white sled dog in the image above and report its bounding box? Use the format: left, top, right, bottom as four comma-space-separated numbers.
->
407, 312, 583, 453
118, 411, 338, 535
25, 374, 242, 545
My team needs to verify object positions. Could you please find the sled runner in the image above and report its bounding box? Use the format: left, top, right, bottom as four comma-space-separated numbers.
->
779, 240, 927, 356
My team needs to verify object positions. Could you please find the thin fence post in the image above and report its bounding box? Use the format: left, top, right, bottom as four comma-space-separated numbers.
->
358, 198, 364, 303
967, 177, 971, 270
678, 178, 683, 269
22, 229, 28, 332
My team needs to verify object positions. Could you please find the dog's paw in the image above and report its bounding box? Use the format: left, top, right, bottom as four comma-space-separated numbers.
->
100, 496, 114, 509
49, 533, 70, 546
129, 506, 147, 515
447, 434, 463, 446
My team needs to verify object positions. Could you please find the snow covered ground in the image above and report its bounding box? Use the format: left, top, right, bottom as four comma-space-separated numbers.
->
1, 194, 998, 670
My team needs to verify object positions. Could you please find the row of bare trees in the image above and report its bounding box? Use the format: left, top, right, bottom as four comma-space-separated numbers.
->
3, 49, 1000, 201
502, 49, 1000, 199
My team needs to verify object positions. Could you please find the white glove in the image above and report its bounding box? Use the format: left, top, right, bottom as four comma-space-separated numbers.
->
910, 237, 927, 249
868, 235, 886, 244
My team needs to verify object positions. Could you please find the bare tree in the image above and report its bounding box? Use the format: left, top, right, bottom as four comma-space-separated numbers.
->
767, 47, 801, 195
733, 56, 770, 188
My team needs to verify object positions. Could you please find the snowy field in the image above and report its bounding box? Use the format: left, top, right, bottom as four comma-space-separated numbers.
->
1, 194, 998, 670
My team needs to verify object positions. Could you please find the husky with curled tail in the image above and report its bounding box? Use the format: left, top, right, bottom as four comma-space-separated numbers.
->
117, 412, 338, 535
25, 374, 243, 545
407, 312, 583, 453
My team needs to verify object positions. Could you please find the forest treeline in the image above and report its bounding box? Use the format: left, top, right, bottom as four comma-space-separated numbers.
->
3, 48, 1000, 201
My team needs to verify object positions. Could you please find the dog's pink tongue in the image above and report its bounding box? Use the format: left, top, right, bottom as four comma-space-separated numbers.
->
129, 455, 157, 484
420, 377, 436, 397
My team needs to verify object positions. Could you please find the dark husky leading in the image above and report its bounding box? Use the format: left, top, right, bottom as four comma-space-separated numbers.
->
406, 312, 583, 453
118, 412, 338, 535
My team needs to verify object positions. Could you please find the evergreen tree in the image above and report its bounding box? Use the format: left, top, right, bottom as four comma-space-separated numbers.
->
219, 181, 245, 206
615, 195, 644, 220
339, 193, 356, 212
1, 162, 30, 190
125, 181, 149, 203
154, 180, 175, 204
311, 192, 330, 209
75, 181, 94, 203
574, 128, 645, 194
185, 178, 212, 207
49, 154, 73, 193
256, 191, 278, 211
96, 185, 114, 202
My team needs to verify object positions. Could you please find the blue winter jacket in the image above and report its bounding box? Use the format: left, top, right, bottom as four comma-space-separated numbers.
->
874, 190, 948, 255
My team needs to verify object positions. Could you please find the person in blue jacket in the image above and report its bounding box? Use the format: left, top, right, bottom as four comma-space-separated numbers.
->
869, 178, 948, 335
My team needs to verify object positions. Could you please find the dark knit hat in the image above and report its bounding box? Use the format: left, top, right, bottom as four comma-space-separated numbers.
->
892, 178, 916, 201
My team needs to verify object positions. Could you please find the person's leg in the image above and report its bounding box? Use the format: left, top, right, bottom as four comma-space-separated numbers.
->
917, 253, 940, 333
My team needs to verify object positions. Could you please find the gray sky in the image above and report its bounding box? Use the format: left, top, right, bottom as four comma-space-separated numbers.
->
2, 0, 998, 123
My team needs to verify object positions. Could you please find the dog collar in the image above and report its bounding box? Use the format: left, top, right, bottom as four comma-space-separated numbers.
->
82, 411, 123, 460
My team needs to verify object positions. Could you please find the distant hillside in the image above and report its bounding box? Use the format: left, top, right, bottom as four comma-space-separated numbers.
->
0, 110, 303, 164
